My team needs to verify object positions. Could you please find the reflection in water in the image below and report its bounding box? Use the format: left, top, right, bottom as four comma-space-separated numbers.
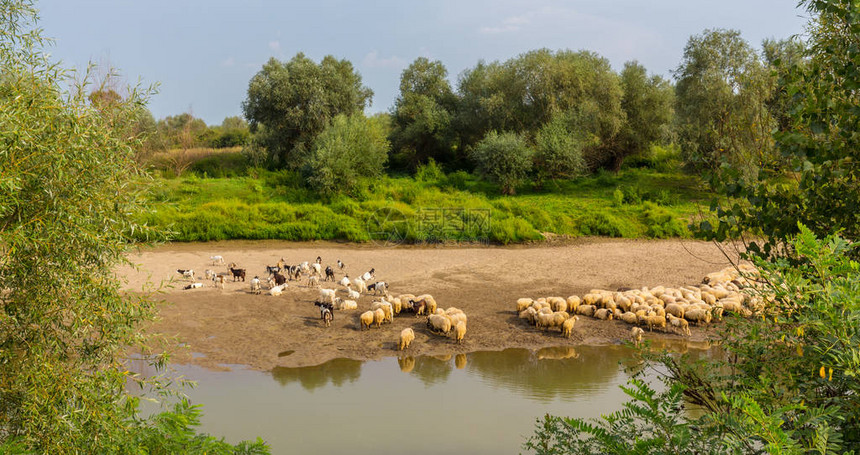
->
398, 356, 415, 373
455, 353, 467, 369
271, 358, 362, 391
536, 346, 579, 360
408, 355, 453, 386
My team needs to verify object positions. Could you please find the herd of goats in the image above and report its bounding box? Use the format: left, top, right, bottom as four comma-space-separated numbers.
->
175, 254, 761, 350
175, 254, 467, 347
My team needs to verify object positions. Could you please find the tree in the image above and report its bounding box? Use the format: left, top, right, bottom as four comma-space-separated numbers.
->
242, 53, 373, 167
389, 58, 458, 170
455, 49, 624, 169
0, 2, 267, 452
533, 114, 588, 184
305, 114, 390, 195
469, 131, 533, 195
674, 29, 775, 179
605, 61, 674, 171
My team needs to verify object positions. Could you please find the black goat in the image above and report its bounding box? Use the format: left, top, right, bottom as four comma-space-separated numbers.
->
324, 266, 335, 282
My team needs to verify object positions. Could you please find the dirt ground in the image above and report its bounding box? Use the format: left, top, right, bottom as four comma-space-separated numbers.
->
118, 237, 741, 371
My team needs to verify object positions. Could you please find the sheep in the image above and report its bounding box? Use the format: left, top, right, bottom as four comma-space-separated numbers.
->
399, 328, 415, 350
645, 315, 667, 332
576, 304, 596, 318
250, 276, 262, 294
339, 275, 351, 288
373, 308, 385, 328
183, 282, 203, 290
594, 308, 614, 321
210, 255, 225, 265
359, 311, 374, 330
665, 303, 685, 319
535, 313, 556, 330
389, 296, 402, 315
516, 298, 534, 313
561, 315, 579, 338
454, 321, 466, 344
566, 295, 581, 313
336, 298, 358, 311
416, 295, 437, 315
427, 314, 452, 335
547, 297, 567, 312
620, 312, 639, 324
371, 301, 393, 323
319, 288, 337, 305
448, 312, 468, 327
684, 308, 712, 326
177, 269, 194, 280
269, 284, 285, 296
306, 275, 320, 288
667, 313, 691, 336
631, 327, 645, 347
519, 307, 538, 325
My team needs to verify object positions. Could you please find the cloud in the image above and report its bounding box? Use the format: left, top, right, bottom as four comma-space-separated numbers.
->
479, 14, 530, 34
220, 57, 235, 67
268, 40, 281, 52
362, 51, 406, 69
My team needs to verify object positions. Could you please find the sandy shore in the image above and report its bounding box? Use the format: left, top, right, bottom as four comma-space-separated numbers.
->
118, 237, 738, 370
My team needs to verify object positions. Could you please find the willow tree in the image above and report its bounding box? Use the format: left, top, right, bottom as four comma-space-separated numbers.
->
0, 1, 266, 452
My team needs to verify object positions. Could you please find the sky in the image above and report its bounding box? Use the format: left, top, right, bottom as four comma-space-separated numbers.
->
38, 0, 809, 126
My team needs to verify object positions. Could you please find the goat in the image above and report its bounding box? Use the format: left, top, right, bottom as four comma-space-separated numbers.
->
367, 281, 388, 295
316, 256, 322, 264
250, 276, 262, 294
324, 266, 335, 282
265, 265, 281, 275
337, 259, 345, 271
177, 269, 194, 280
210, 255, 225, 265
361, 268, 375, 281
314, 301, 334, 327
183, 282, 203, 290
227, 263, 246, 282
272, 272, 287, 286
407, 299, 426, 317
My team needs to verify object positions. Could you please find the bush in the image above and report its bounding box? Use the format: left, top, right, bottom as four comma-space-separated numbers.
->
469, 131, 533, 195
305, 114, 390, 195
533, 115, 586, 184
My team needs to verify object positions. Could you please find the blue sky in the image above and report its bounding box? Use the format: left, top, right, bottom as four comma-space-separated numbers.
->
39, 1, 809, 125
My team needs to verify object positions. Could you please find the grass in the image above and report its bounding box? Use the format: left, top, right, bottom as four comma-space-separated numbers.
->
137, 148, 714, 244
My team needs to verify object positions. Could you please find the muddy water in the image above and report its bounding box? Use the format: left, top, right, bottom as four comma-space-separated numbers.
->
138, 341, 713, 454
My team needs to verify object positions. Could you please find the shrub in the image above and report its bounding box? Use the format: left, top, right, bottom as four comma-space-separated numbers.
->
469, 131, 533, 195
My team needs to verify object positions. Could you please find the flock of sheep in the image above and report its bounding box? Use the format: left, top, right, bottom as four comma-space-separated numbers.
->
515, 263, 761, 345
175, 253, 468, 349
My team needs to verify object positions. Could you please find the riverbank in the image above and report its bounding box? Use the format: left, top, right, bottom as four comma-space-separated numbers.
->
119, 238, 737, 370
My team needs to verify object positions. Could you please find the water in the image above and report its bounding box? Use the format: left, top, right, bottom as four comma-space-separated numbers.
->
136, 344, 709, 454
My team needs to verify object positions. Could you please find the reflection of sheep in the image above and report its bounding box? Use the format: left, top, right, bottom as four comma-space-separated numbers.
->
454, 321, 466, 344
427, 314, 452, 335
398, 356, 415, 373
631, 327, 645, 347
359, 311, 374, 330
561, 315, 579, 338
455, 354, 467, 369
399, 328, 415, 350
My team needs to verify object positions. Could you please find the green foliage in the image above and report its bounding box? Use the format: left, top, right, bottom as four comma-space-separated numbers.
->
698, 0, 860, 258
304, 114, 390, 195
533, 114, 587, 184
414, 158, 445, 183
526, 226, 860, 454
607, 61, 675, 171
674, 29, 776, 179
242, 53, 373, 167
0, 2, 268, 451
389, 58, 458, 170
469, 131, 533, 194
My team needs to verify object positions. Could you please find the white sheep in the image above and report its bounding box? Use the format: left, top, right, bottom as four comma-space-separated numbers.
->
373, 308, 385, 328
454, 321, 466, 344
516, 298, 534, 313
399, 328, 415, 350
427, 314, 452, 335
269, 284, 285, 296
631, 327, 645, 347
667, 313, 691, 336
359, 311, 374, 330
561, 315, 579, 338
371, 301, 393, 323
